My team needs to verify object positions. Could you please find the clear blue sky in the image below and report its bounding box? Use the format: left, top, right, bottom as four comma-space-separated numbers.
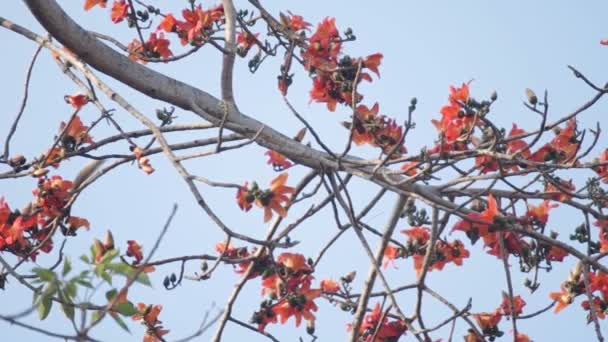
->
1, 1, 607, 341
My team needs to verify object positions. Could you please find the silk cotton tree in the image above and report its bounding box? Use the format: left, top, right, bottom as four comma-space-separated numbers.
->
1, 1, 608, 341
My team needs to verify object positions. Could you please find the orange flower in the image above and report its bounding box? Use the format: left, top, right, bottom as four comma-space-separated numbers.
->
255, 173, 295, 222
65, 93, 89, 109
133, 304, 169, 342
33, 176, 73, 219
111, 0, 128, 23
67, 216, 90, 231
401, 226, 430, 244
544, 178, 575, 202
271, 283, 321, 327
277, 253, 310, 272
442, 240, 470, 266
525, 200, 558, 225
60, 115, 94, 147
382, 244, 400, 269
84, 0, 107, 11
499, 292, 526, 316
132, 146, 154, 174
157, 14, 178, 32
473, 311, 502, 331
320, 279, 340, 293
549, 285, 573, 313
236, 182, 254, 211
265, 150, 292, 171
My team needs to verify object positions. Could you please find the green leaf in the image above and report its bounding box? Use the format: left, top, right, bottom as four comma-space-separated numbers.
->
110, 313, 131, 333
76, 279, 94, 289
32, 268, 55, 282
100, 271, 112, 285
37, 295, 53, 320
91, 310, 102, 324
99, 249, 119, 265
105, 289, 118, 301
62, 257, 72, 277
106, 263, 151, 286
65, 280, 78, 299
79, 254, 90, 264
114, 301, 138, 317
58, 289, 75, 321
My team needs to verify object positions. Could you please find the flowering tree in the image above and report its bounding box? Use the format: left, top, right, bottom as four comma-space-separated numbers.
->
0, 1, 607, 341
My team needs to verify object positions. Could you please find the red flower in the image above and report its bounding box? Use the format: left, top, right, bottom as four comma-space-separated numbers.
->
593, 149, 608, 183
128, 33, 173, 63
545, 246, 568, 262
515, 333, 533, 342
281, 12, 311, 32
127, 240, 144, 264
362, 53, 383, 77
433, 82, 476, 143
475, 154, 498, 174
84, 0, 107, 11
176, 5, 224, 46
147, 32, 172, 59
594, 219, 608, 253
65, 93, 89, 109
506, 123, 531, 159
352, 103, 380, 145
110, 0, 128, 23
354, 303, 407, 342
236, 31, 259, 57
303, 17, 341, 71
309, 75, 340, 112
400, 162, 419, 176
499, 292, 526, 316
601, 39, 608, 46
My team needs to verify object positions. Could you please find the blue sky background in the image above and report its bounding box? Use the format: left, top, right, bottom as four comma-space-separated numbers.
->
1, 1, 608, 341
